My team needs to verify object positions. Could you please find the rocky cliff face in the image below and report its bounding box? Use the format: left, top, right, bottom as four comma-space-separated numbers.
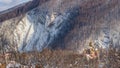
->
0, 0, 120, 52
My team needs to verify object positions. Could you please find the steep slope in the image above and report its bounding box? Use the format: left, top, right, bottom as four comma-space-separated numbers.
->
0, 0, 120, 52
0, 0, 48, 22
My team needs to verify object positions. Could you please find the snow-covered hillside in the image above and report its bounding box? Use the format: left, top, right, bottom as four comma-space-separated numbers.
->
0, 0, 120, 52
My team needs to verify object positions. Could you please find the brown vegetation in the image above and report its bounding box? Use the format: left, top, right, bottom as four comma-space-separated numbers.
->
0, 46, 119, 68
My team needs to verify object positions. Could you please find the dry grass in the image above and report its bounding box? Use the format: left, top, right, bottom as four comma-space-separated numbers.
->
0, 46, 119, 68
